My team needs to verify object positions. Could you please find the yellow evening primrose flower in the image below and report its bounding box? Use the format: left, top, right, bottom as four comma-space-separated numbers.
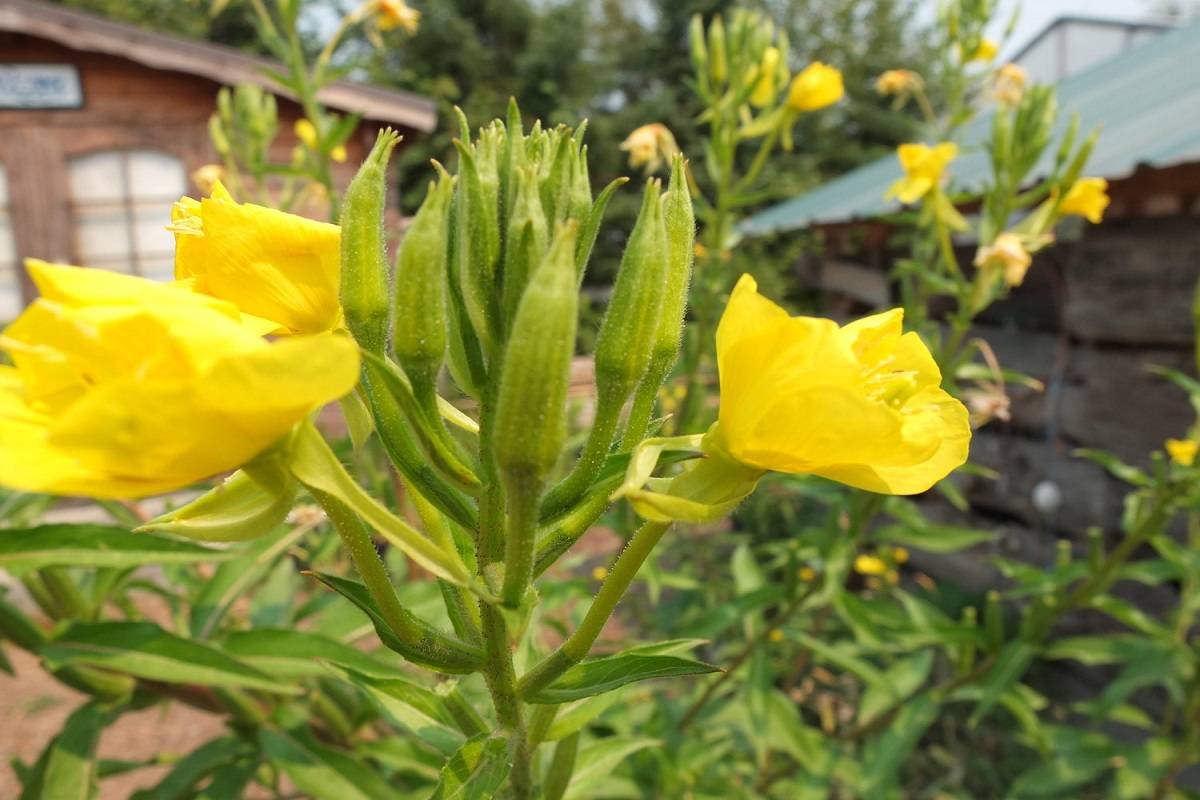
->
887, 142, 958, 204
786, 62, 844, 112
967, 38, 998, 63
0, 262, 359, 499
171, 181, 342, 334
854, 555, 889, 576
294, 118, 319, 150
712, 274, 970, 495
875, 69, 922, 96
974, 232, 1032, 287
373, 0, 421, 33
1166, 438, 1198, 466
620, 123, 679, 174
1060, 177, 1110, 224
992, 63, 1027, 107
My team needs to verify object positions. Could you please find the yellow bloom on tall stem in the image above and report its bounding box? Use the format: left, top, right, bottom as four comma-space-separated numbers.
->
620, 123, 680, 174
372, 0, 421, 33
875, 69, 922, 97
967, 38, 998, 63
887, 142, 958, 204
1060, 177, 1110, 224
786, 62, 844, 112
1166, 438, 1197, 467
712, 274, 970, 495
171, 182, 342, 334
0, 262, 359, 499
749, 46, 783, 108
974, 232, 1032, 287
992, 63, 1027, 107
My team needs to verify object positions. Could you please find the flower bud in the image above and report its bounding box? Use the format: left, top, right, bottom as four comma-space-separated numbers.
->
501, 167, 550, 328
340, 128, 400, 354
494, 222, 580, 481
594, 181, 668, 401
454, 134, 502, 350
656, 156, 696, 367
689, 14, 708, 82
707, 16, 728, 86
394, 170, 453, 377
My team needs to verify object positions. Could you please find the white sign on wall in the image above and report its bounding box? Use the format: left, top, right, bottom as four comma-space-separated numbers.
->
0, 64, 83, 109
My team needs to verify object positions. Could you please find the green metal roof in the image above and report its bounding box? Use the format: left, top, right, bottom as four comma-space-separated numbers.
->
742, 18, 1200, 236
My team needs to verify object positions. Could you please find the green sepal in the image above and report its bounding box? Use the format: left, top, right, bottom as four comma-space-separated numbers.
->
137, 469, 297, 543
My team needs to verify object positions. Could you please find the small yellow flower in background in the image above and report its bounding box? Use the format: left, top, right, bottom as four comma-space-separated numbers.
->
191, 164, 226, 195
854, 554, 888, 576
372, 0, 421, 33
1166, 438, 1198, 466
171, 181, 342, 334
768, 629, 785, 643
974, 232, 1032, 287
294, 118, 319, 150
1060, 177, 1110, 224
992, 63, 1027, 107
591, 566, 609, 581
749, 46, 783, 108
799, 566, 817, 581
620, 123, 680, 174
892, 547, 910, 564
331, 144, 348, 163
875, 69, 922, 97
887, 142, 958, 204
713, 274, 970, 495
0, 262, 359, 499
967, 38, 998, 63
786, 62, 844, 112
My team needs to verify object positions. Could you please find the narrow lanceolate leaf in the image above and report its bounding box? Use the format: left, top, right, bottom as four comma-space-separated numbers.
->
525, 653, 720, 704
19, 702, 108, 800
341, 668, 466, 757
563, 737, 659, 799
40, 621, 298, 695
260, 728, 395, 800
219, 629, 408, 680
0, 525, 236, 570
429, 735, 511, 800
133, 736, 247, 800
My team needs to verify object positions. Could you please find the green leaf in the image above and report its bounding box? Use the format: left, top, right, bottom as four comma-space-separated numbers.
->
131, 737, 246, 800
0, 525, 235, 570
1043, 634, 1158, 666
968, 641, 1037, 725
1074, 449, 1152, 487
544, 690, 629, 742
858, 650, 934, 724
260, 728, 395, 800
342, 669, 466, 757
220, 629, 407, 680
858, 693, 939, 796
789, 632, 891, 694
20, 702, 108, 800
41, 621, 298, 695
429, 734, 511, 800
563, 737, 658, 799
526, 653, 719, 704
874, 522, 992, 554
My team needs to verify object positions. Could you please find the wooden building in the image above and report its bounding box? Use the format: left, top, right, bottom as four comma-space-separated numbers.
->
0, 0, 436, 321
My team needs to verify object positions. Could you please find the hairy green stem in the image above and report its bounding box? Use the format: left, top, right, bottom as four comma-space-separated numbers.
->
541, 385, 625, 518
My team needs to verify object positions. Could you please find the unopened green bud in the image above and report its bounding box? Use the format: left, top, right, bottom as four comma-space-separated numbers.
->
500, 97, 526, 226
708, 16, 728, 86
340, 129, 400, 354
594, 181, 668, 400
394, 169, 453, 376
502, 167, 550, 327
654, 156, 695, 371
689, 14, 708, 79
495, 222, 580, 605
207, 113, 231, 157
454, 134, 501, 350
495, 222, 580, 480
541, 129, 576, 225
570, 141, 592, 223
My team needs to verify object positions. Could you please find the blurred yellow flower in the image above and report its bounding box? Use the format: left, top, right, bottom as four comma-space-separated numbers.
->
171, 182, 342, 334
992, 63, 1027, 107
331, 144, 348, 163
854, 555, 888, 575
786, 62, 844, 112
1166, 438, 1197, 466
768, 628, 785, 643
887, 142, 958, 204
620, 123, 679, 174
0, 262, 358, 499
799, 566, 817, 581
893, 547, 910, 564
974, 232, 1032, 287
294, 118, 319, 150
875, 69, 921, 96
968, 38, 998, 63
191, 164, 226, 195
373, 0, 420, 33
749, 46, 783, 108
1060, 177, 1110, 224
713, 274, 970, 495
591, 566, 609, 581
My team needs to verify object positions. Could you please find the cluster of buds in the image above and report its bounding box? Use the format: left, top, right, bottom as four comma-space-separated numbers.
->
208, 84, 278, 192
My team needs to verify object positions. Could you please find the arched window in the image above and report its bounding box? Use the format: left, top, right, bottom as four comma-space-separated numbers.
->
69, 150, 186, 282
0, 165, 19, 321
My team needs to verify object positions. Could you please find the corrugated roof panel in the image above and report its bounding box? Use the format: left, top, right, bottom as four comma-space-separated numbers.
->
742, 19, 1200, 236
